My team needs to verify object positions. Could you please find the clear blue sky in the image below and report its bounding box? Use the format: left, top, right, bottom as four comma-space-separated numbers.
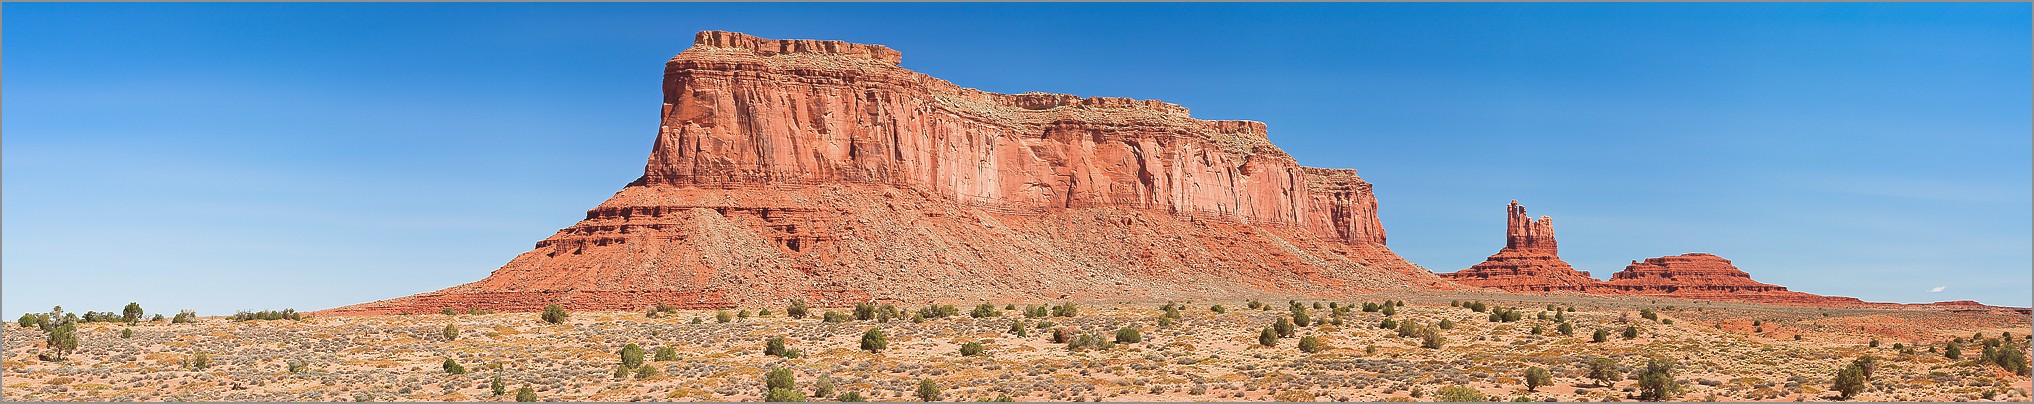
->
5, 3, 2028, 315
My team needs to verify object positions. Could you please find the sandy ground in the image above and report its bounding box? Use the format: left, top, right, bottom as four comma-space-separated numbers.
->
4, 293, 2028, 402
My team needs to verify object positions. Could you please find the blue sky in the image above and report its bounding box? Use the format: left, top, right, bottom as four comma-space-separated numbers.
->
4, 3, 2028, 315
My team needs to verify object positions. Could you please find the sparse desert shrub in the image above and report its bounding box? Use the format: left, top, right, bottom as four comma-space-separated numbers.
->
1438, 319, 1455, 330
717, 310, 734, 323
230, 309, 303, 322
1623, 325, 1640, 340
1381, 303, 1397, 316
1248, 300, 1264, 310
1419, 327, 1445, 349
1362, 302, 1381, 312
972, 303, 1001, 318
540, 304, 568, 324
855, 302, 877, 321
1275, 317, 1297, 338
120, 328, 134, 338
1298, 336, 1325, 353
443, 323, 459, 341
764, 367, 799, 401
758, 308, 772, 317
619, 343, 645, 369
1945, 343, 1962, 359
44, 320, 77, 361
1259, 328, 1280, 347
1529, 325, 1543, 335
289, 359, 308, 373
916, 379, 942, 402
838, 391, 866, 402
188, 352, 212, 370
813, 374, 836, 399
787, 300, 810, 319
443, 358, 467, 374
1831, 363, 1866, 400
123, 302, 144, 324
1466, 301, 1488, 312
1587, 357, 1621, 387
1558, 322, 1575, 336
1593, 328, 1610, 343
1636, 358, 1680, 401
1293, 310, 1311, 327
861, 328, 888, 353
1639, 308, 1657, 321
766, 336, 790, 357
1524, 367, 1552, 392
1051, 302, 1078, 317
1115, 326, 1142, 343
823, 311, 850, 323
515, 386, 538, 402
1008, 320, 1028, 336
634, 364, 658, 379
1211, 304, 1227, 313
1868, 339, 1879, 348
443, 307, 458, 316
1379, 318, 1397, 330
1158, 316, 1176, 327
490, 376, 505, 396
1024, 305, 1048, 318
17, 313, 42, 329
738, 309, 752, 320
1437, 385, 1486, 402
960, 341, 985, 356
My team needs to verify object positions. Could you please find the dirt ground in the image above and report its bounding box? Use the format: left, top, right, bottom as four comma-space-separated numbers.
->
5, 292, 2029, 402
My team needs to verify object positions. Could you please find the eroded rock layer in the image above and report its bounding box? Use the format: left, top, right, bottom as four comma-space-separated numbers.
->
1439, 201, 1602, 292
1601, 253, 1863, 305
322, 31, 1447, 315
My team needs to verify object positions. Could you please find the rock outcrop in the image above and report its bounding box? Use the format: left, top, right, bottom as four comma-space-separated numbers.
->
1439, 201, 1602, 292
321, 31, 1448, 315
1600, 253, 1864, 305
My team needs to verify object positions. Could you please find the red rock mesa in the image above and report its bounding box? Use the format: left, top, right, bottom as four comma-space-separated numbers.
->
1600, 253, 1864, 305
1438, 201, 1602, 292
321, 31, 1450, 315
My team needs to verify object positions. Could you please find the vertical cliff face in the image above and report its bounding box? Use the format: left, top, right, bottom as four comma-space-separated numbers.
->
1439, 201, 1602, 292
321, 31, 1443, 315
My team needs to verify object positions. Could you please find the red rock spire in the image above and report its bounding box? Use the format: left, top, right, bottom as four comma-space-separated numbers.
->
1502, 200, 1557, 254
1440, 200, 1599, 292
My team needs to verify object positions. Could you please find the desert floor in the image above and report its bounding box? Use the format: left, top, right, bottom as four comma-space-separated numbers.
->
4, 292, 2029, 402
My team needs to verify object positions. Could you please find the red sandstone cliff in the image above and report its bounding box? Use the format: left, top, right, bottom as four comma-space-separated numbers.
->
321, 31, 1446, 315
1439, 201, 1601, 292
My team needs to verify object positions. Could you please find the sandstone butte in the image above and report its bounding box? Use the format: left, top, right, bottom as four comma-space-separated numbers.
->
1438, 200, 1604, 293
320, 31, 1457, 315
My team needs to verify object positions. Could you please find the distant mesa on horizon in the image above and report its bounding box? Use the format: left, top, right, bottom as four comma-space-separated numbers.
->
319, 31, 2021, 316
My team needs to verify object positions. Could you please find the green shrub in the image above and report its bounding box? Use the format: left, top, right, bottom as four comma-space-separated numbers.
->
916, 379, 942, 402
654, 346, 678, 361
1379, 318, 1397, 330
120, 328, 134, 338
813, 374, 836, 399
1524, 366, 1552, 392
188, 352, 211, 370
1274, 317, 1296, 338
1639, 308, 1657, 321
173, 310, 199, 324
1437, 385, 1486, 402
1292, 310, 1311, 327
787, 300, 810, 319
1298, 336, 1325, 353
44, 320, 77, 361
861, 328, 887, 353
515, 387, 538, 402
1024, 305, 1048, 318
619, 343, 645, 369
1050, 302, 1078, 317
837, 391, 866, 402
288, 359, 308, 373
230, 309, 303, 322
738, 310, 752, 320
1623, 326, 1640, 340
1381, 303, 1396, 316
823, 311, 850, 323
1558, 322, 1575, 336
1419, 327, 1444, 349
1210, 305, 1226, 313
443, 307, 458, 316
716, 310, 733, 323
1115, 326, 1142, 344
1258, 328, 1279, 347
854, 302, 877, 321
541, 304, 568, 324
1437, 319, 1455, 330
1248, 300, 1264, 310
959, 341, 985, 357
443, 358, 467, 374
1636, 358, 1680, 401
489, 376, 504, 396
764, 366, 796, 391
1586, 357, 1621, 387
123, 302, 144, 324
1008, 320, 1027, 336
1528, 325, 1543, 335
766, 336, 790, 357
1831, 362, 1865, 400
971, 303, 1001, 318
1593, 328, 1610, 343
635, 364, 658, 379
1945, 343, 1962, 359
17, 313, 42, 329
